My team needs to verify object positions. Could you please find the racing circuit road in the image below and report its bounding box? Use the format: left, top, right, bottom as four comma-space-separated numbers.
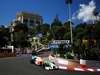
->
0, 54, 99, 75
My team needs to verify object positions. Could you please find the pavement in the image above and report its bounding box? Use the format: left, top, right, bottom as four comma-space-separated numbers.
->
86, 60, 100, 68
0, 54, 100, 75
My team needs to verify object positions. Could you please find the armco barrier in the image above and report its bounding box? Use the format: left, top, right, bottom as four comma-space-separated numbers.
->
58, 65, 100, 72
0, 48, 16, 58
0, 53, 16, 58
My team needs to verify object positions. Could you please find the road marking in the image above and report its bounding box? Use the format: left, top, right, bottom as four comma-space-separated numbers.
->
87, 68, 95, 72
97, 69, 100, 71
59, 66, 67, 70
74, 68, 85, 71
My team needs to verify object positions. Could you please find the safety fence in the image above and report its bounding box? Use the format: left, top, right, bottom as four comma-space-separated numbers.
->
0, 49, 16, 58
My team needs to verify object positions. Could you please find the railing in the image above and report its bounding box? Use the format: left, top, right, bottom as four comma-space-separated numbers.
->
0, 49, 16, 58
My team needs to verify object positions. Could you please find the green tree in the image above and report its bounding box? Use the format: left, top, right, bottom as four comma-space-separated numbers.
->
31, 23, 52, 45
40, 23, 51, 45
95, 21, 100, 48
41, 23, 50, 34
51, 15, 63, 39
11, 21, 29, 48
12, 21, 28, 33
0, 25, 9, 47
63, 21, 73, 40
14, 31, 28, 48
74, 23, 87, 39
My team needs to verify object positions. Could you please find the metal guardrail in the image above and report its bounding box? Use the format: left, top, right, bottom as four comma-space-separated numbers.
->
36, 48, 49, 53
0, 49, 16, 58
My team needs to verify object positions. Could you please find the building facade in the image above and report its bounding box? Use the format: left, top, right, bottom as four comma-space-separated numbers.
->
16, 12, 43, 28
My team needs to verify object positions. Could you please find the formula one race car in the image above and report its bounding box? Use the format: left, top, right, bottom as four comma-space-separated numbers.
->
30, 51, 43, 65
43, 58, 58, 70
30, 51, 58, 70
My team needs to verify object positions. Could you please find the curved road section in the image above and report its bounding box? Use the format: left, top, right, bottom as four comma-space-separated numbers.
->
0, 55, 99, 75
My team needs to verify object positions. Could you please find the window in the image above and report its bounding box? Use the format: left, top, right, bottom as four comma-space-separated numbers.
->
30, 20, 34, 26
23, 19, 28, 24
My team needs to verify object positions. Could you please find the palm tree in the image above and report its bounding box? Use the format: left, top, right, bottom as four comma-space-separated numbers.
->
65, 0, 72, 4
65, 0, 73, 45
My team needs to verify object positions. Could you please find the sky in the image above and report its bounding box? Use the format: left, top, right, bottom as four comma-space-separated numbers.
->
0, 0, 100, 26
